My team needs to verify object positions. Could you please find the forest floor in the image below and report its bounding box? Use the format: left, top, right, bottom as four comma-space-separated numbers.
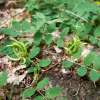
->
0, 2, 100, 100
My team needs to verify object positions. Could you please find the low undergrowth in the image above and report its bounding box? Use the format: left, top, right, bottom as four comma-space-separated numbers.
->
0, 0, 100, 99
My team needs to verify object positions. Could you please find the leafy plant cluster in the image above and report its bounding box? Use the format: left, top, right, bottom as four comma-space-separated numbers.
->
21, 77, 63, 100
0, 0, 100, 99
62, 51, 100, 81
25, 0, 100, 46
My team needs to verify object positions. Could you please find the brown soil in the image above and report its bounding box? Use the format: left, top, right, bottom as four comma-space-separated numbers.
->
45, 68, 100, 100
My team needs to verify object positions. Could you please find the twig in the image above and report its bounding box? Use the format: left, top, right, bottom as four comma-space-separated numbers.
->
41, 62, 59, 72
93, 81, 96, 88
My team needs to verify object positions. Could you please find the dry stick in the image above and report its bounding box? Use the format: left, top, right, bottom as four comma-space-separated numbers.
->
37, 90, 48, 100
0, 8, 26, 28
93, 81, 96, 88
41, 62, 59, 72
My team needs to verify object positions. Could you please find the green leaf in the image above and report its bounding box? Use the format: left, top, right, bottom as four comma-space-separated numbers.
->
36, 78, 49, 90
34, 96, 44, 100
60, 27, 69, 39
0, 28, 19, 37
97, 40, 100, 47
93, 55, 100, 70
25, 0, 38, 12
76, 66, 87, 77
46, 87, 62, 99
0, 44, 16, 57
0, 71, 7, 87
27, 66, 34, 73
0, 20, 32, 37
72, 47, 83, 58
12, 20, 21, 31
21, 87, 36, 98
74, 22, 85, 34
56, 38, 64, 48
89, 70, 100, 81
80, 24, 92, 38
21, 20, 31, 32
34, 32, 42, 46
89, 36, 97, 44
39, 59, 51, 67
62, 60, 73, 69
29, 47, 40, 59
84, 52, 96, 66
32, 12, 46, 32
44, 34, 53, 45
94, 26, 100, 37
47, 23, 56, 33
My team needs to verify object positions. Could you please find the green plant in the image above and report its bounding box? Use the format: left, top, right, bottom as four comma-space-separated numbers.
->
62, 51, 100, 81
6, 38, 28, 64
64, 36, 81, 55
0, 71, 8, 87
21, 77, 62, 100
0, 20, 32, 37
0, 0, 100, 99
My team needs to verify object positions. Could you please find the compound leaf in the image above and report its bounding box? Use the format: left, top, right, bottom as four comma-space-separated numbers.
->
62, 60, 73, 69
89, 70, 100, 81
29, 46, 40, 59
21, 87, 36, 98
84, 52, 96, 66
39, 59, 51, 68
36, 78, 49, 90
46, 87, 62, 99
77, 66, 87, 77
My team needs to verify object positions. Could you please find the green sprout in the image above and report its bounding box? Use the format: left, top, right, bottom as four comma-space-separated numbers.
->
6, 38, 28, 64
64, 36, 81, 55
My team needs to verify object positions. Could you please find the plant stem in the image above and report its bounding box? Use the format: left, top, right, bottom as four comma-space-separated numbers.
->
64, 9, 88, 22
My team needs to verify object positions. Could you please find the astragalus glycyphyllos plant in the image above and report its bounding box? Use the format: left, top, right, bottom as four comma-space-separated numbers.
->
0, 0, 100, 99
21, 77, 63, 100
62, 51, 100, 82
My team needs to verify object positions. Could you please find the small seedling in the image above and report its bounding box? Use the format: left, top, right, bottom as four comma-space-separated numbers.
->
64, 36, 81, 55
6, 38, 28, 64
